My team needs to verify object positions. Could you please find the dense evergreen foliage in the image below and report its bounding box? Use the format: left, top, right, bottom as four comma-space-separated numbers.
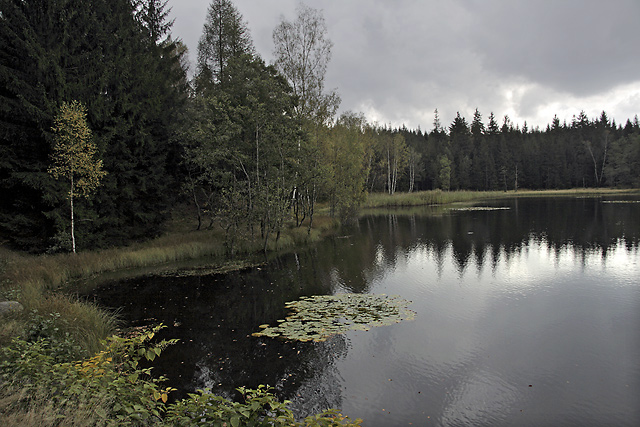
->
0, 0, 187, 251
380, 110, 640, 193
1, 0, 638, 252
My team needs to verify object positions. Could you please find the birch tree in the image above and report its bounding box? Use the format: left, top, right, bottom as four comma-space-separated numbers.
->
48, 101, 106, 253
383, 133, 409, 195
273, 4, 340, 229
272, 3, 339, 122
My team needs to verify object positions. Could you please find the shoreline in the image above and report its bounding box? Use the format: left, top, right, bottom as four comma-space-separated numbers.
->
2, 188, 638, 351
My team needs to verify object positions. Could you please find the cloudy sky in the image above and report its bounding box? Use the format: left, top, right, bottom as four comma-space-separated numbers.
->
166, 0, 640, 131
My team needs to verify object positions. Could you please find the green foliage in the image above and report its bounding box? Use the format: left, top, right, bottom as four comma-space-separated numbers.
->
22, 311, 85, 361
166, 385, 295, 426
0, 0, 188, 251
49, 101, 106, 198
49, 100, 106, 253
196, 0, 255, 93
252, 293, 415, 342
323, 113, 371, 222
167, 386, 362, 426
0, 324, 177, 425
0, 321, 362, 426
186, 52, 301, 251
438, 155, 452, 191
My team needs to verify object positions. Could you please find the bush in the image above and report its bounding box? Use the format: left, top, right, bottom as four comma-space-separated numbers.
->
0, 323, 362, 426
0, 324, 176, 425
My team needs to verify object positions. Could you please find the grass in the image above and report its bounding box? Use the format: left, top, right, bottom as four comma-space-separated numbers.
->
363, 188, 640, 208
0, 208, 339, 351
2, 189, 636, 350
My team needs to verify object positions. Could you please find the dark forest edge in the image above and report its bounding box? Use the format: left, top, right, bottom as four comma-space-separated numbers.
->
2, 0, 640, 423
2, 0, 640, 256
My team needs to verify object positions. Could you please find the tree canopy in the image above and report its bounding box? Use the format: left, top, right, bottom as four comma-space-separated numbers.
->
1, 0, 638, 253
48, 100, 106, 253
0, 0, 187, 250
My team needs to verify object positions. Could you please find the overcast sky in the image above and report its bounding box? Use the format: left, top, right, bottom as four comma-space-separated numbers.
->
166, 0, 640, 131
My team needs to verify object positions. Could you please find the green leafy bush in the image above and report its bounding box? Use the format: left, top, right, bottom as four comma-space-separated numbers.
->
167, 385, 361, 426
0, 322, 362, 426
0, 324, 176, 425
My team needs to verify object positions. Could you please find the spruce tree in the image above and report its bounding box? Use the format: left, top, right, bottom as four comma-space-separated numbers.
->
196, 0, 254, 92
0, 0, 188, 250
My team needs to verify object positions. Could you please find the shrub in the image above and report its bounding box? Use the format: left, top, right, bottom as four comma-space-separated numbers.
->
0, 324, 176, 425
0, 323, 362, 426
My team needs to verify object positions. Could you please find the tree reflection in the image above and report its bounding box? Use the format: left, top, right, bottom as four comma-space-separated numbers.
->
360, 197, 639, 274
89, 249, 351, 413
89, 196, 639, 417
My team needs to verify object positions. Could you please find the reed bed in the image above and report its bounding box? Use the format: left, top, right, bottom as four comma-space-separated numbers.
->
363, 188, 638, 209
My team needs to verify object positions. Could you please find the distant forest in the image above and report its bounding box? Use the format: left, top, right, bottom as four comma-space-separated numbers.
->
1, 0, 639, 252
386, 108, 640, 193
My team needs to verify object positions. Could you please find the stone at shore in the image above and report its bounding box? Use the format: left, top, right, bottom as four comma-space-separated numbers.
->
0, 301, 24, 316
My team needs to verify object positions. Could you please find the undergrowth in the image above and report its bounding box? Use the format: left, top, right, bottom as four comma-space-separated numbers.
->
0, 323, 362, 426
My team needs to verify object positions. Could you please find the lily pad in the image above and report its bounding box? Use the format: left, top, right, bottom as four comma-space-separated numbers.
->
252, 293, 415, 342
450, 206, 511, 211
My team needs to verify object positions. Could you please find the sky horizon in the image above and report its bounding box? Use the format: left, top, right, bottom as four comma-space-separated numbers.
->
166, 0, 640, 132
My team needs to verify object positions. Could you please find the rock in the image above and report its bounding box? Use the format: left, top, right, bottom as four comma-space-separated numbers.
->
0, 301, 24, 316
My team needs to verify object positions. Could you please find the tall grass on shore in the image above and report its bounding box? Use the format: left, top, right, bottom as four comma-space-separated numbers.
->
0, 215, 338, 351
363, 188, 639, 208
364, 190, 502, 208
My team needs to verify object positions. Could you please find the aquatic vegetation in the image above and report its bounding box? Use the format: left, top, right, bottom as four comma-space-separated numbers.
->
252, 293, 415, 342
449, 206, 511, 211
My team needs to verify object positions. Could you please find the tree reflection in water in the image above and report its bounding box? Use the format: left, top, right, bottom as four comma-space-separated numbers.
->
89, 195, 639, 421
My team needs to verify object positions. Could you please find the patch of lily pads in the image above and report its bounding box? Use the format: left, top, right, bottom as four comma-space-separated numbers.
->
252, 293, 416, 343
450, 206, 510, 211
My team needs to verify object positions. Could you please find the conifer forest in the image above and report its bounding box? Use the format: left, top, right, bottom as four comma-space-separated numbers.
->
1, 0, 639, 252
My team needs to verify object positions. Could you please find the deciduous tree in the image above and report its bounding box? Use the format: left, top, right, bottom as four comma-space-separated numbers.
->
272, 3, 340, 123
48, 101, 106, 253
272, 4, 340, 230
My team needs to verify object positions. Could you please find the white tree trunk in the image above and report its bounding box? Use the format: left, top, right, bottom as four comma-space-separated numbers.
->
70, 176, 76, 254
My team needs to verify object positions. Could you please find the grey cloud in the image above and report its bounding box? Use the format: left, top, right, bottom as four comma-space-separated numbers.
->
465, 0, 640, 96
168, 0, 640, 130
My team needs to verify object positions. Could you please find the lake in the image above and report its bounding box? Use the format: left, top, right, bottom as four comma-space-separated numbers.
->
90, 196, 640, 426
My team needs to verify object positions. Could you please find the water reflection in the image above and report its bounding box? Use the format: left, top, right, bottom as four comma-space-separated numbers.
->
357, 197, 639, 277
90, 197, 640, 425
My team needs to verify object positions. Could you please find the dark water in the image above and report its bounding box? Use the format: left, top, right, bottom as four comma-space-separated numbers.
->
90, 196, 640, 426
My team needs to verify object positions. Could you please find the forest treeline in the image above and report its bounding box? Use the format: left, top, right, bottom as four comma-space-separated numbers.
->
1, 0, 639, 253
